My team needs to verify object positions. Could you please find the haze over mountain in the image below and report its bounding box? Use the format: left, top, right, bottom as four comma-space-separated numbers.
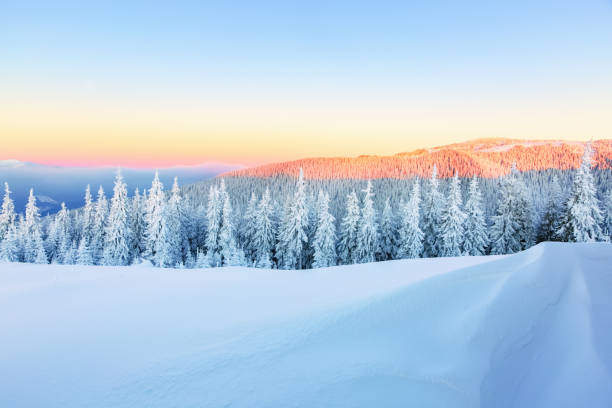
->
223, 138, 612, 180
0, 161, 242, 214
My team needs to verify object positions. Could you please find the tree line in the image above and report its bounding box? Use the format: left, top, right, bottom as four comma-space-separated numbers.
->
0, 147, 611, 269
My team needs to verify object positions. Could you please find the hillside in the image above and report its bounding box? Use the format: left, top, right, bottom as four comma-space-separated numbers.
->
1, 242, 611, 407
223, 138, 612, 179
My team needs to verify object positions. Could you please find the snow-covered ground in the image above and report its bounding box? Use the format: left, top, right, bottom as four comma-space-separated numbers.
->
1, 242, 611, 407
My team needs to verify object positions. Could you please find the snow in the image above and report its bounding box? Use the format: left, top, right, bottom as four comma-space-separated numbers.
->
1, 242, 611, 407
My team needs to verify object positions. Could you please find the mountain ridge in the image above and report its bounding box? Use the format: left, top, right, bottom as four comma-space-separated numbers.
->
222, 138, 612, 179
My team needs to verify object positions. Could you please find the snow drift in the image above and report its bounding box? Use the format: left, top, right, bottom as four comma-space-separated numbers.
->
0, 242, 611, 407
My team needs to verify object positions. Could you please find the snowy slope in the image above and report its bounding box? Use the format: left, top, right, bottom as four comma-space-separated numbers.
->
0, 242, 611, 407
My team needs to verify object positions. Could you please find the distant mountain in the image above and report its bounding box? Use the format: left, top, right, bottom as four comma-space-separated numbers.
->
223, 138, 612, 180
0, 161, 243, 214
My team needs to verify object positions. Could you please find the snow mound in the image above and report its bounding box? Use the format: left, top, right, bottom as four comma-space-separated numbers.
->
1, 242, 611, 407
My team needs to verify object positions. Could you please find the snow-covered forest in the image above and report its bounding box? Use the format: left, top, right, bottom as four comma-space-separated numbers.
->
1, 147, 611, 269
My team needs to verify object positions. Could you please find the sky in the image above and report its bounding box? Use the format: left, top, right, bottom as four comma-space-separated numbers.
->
1, 0, 611, 167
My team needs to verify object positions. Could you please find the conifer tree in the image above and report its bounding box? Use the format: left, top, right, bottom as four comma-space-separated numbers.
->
91, 186, 108, 264
22, 189, 47, 263
356, 180, 379, 263
559, 146, 604, 242
241, 192, 259, 264
463, 177, 489, 255
76, 236, 93, 265
0, 182, 16, 243
312, 191, 337, 268
219, 194, 238, 266
205, 185, 222, 267
144, 171, 165, 261
131, 187, 146, 259
156, 178, 183, 267
252, 188, 275, 268
0, 223, 19, 262
337, 190, 360, 264
422, 165, 444, 257
103, 172, 132, 266
439, 174, 466, 257
604, 189, 612, 240
80, 185, 94, 245
276, 169, 309, 269
378, 198, 399, 260
399, 180, 423, 258
536, 175, 563, 243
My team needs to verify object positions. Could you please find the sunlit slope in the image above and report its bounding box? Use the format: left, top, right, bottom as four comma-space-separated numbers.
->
223, 138, 612, 179
0, 242, 611, 407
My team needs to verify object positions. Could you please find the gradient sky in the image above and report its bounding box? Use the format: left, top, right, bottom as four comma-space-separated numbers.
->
1, 0, 611, 167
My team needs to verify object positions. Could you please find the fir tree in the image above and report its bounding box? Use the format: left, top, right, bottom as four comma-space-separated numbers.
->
439, 174, 466, 257
22, 189, 47, 263
205, 184, 222, 267
604, 189, 612, 240
463, 177, 488, 255
219, 194, 238, 266
559, 146, 604, 242
0, 182, 16, 243
252, 188, 275, 268
156, 178, 183, 267
103, 172, 133, 266
144, 171, 165, 260
76, 236, 93, 265
131, 188, 146, 259
91, 186, 108, 264
399, 180, 423, 258
80, 185, 94, 246
312, 191, 337, 268
337, 190, 360, 264
241, 192, 259, 264
536, 175, 563, 243
276, 169, 309, 269
422, 165, 444, 257
356, 180, 379, 263
0, 223, 19, 262
378, 198, 399, 261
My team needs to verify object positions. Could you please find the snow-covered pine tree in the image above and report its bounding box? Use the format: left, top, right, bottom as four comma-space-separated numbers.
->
79, 185, 94, 246
463, 177, 488, 255
0, 182, 16, 243
378, 198, 399, 261
47, 202, 72, 263
131, 187, 146, 260
0, 222, 19, 262
252, 188, 275, 268
489, 166, 532, 254
91, 186, 108, 264
241, 192, 259, 264
399, 180, 423, 258
604, 189, 612, 240
22, 189, 47, 264
103, 172, 133, 266
536, 175, 563, 243
356, 180, 379, 263
312, 190, 337, 268
337, 190, 360, 265
422, 165, 444, 257
205, 185, 222, 267
156, 177, 183, 267
559, 145, 604, 242
439, 174, 466, 257
144, 171, 165, 261
76, 236, 93, 265
218, 194, 238, 266
275, 169, 309, 269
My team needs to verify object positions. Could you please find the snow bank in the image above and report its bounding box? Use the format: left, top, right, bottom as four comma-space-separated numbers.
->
0, 242, 611, 407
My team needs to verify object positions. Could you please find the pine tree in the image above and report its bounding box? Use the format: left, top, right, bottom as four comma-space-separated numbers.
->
439, 174, 466, 257
0, 223, 19, 262
156, 177, 183, 267
312, 191, 337, 268
76, 236, 93, 265
103, 172, 133, 266
47, 202, 72, 263
131, 188, 146, 259
399, 180, 423, 258
22, 189, 47, 263
91, 186, 108, 264
356, 180, 379, 263
205, 185, 222, 267
536, 175, 563, 243
604, 189, 612, 241
463, 177, 488, 255
219, 194, 238, 266
559, 146, 604, 242
422, 165, 444, 257
0, 182, 16, 243
276, 169, 309, 269
252, 188, 276, 268
378, 198, 399, 261
337, 190, 360, 264
80, 185, 94, 246
144, 171, 165, 261
242, 192, 259, 264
